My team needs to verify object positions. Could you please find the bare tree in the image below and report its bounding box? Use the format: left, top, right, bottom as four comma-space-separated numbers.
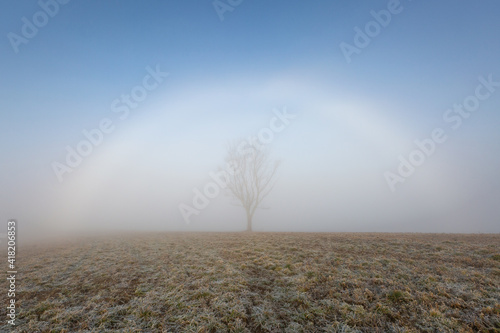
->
224, 142, 280, 232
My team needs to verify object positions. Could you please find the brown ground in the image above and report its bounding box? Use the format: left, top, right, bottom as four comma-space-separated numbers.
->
2, 232, 499, 332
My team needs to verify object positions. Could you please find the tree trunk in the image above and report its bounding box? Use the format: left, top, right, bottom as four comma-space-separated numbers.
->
246, 211, 253, 232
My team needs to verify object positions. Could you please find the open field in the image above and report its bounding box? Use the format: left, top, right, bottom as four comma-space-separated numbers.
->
2, 232, 499, 332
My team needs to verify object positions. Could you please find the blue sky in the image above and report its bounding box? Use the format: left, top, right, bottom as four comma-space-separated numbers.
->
1, 0, 499, 235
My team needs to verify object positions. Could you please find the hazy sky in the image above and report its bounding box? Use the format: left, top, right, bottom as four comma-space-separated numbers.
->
1, 0, 499, 235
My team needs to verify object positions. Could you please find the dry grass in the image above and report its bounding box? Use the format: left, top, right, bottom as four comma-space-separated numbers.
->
2, 232, 499, 332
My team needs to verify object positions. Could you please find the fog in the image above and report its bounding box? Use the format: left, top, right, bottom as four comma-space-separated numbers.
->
2, 1, 500, 238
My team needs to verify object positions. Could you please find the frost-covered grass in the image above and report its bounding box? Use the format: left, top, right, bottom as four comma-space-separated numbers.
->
3, 232, 499, 332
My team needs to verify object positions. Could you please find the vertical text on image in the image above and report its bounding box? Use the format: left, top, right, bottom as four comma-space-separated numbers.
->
6, 219, 17, 326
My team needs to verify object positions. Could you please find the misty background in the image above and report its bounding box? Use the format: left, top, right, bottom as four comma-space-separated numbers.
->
1, 0, 499, 236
